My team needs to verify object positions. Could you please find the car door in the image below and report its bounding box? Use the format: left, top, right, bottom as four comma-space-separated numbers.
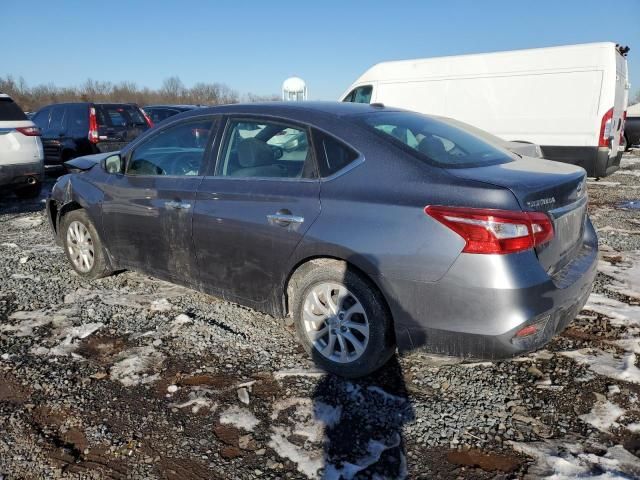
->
101, 116, 217, 283
192, 116, 321, 306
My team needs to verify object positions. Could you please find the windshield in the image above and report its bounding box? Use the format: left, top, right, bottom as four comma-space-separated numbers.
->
356, 111, 514, 168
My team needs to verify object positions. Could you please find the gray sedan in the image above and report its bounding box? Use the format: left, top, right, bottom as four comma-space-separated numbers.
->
46, 102, 597, 377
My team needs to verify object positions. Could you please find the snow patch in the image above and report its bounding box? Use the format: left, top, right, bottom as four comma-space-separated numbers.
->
10, 215, 42, 229
273, 368, 325, 379
562, 349, 640, 384
219, 405, 260, 431
511, 440, 640, 479
584, 293, 640, 326
2, 310, 55, 337
110, 346, 165, 386
269, 427, 323, 478
579, 393, 625, 432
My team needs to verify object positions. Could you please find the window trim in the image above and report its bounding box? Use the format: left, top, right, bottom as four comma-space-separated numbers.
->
123, 116, 219, 178
210, 115, 320, 182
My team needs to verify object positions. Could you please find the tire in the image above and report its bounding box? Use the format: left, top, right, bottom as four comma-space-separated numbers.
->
624, 134, 631, 152
61, 209, 112, 280
291, 261, 395, 378
14, 182, 42, 199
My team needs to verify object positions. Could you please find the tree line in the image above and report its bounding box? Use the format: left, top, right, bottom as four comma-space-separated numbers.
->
0, 75, 280, 112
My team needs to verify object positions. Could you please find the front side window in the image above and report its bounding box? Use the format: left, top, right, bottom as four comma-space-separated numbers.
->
127, 119, 213, 176
343, 85, 373, 104
48, 106, 66, 133
355, 111, 514, 168
217, 119, 315, 179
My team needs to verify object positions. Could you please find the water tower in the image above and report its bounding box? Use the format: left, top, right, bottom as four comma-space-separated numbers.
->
282, 76, 307, 101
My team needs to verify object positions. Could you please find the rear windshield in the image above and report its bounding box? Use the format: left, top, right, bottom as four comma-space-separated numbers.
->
355, 111, 514, 168
0, 97, 28, 121
97, 105, 146, 128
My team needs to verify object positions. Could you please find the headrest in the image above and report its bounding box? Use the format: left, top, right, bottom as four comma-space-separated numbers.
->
237, 138, 274, 168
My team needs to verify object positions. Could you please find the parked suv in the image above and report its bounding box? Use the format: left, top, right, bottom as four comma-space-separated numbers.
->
32, 103, 153, 167
0, 93, 44, 198
143, 104, 202, 125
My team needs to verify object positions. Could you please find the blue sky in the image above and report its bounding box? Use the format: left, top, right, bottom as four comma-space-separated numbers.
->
2, 0, 639, 100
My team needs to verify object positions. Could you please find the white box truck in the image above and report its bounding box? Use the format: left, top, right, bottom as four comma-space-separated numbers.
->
341, 42, 630, 177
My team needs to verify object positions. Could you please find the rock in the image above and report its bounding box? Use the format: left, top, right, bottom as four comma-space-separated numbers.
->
527, 366, 544, 378
220, 447, 243, 459
167, 384, 178, 393
237, 387, 250, 405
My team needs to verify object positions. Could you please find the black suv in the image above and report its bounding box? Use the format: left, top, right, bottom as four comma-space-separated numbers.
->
143, 104, 202, 125
32, 103, 153, 167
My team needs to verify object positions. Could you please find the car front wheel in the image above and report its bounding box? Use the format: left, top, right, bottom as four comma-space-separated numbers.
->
292, 261, 395, 378
61, 210, 112, 280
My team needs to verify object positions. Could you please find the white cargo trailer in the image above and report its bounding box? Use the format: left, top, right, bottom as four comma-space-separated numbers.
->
341, 42, 630, 177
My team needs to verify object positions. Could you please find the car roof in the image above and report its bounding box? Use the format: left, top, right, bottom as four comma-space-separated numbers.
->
144, 104, 202, 109
179, 101, 400, 121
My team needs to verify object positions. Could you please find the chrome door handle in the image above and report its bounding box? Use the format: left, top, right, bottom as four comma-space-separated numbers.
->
165, 201, 191, 210
267, 213, 305, 225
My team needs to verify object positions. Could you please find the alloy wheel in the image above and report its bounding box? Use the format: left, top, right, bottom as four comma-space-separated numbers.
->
302, 282, 370, 363
66, 220, 95, 273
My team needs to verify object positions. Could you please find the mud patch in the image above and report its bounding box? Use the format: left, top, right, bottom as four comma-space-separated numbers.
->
0, 372, 30, 403
446, 449, 524, 473
77, 334, 129, 364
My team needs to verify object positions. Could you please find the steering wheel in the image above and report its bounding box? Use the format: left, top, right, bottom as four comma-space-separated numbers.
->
168, 153, 200, 176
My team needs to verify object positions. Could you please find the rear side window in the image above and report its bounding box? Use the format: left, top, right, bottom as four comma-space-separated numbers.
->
356, 111, 513, 168
0, 97, 28, 121
67, 104, 89, 133
218, 119, 315, 179
343, 86, 373, 104
97, 105, 147, 128
313, 131, 359, 177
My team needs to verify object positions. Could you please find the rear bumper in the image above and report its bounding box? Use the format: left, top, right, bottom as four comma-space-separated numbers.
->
0, 161, 44, 189
383, 218, 598, 359
540, 145, 622, 178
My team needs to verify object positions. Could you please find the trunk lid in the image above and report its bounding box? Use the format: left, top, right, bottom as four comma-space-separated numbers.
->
446, 156, 588, 274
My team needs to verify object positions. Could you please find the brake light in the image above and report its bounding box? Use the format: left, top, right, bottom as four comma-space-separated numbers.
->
88, 107, 99, 144
425, 206, 554, 254
141, 109, 154, 128
599, 107, 614, 147
16, 126, 41, 136
621, 110, 627, 144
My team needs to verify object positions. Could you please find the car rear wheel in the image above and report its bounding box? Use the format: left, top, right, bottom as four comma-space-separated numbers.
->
61, 210, 112, 280
292, 262, 395, 378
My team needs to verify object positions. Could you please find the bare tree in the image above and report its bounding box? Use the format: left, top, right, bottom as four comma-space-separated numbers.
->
0, 75, 243, 111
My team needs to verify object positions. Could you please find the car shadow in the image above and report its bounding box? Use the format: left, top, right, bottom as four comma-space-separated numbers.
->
313, 356, 414, 478
308, 256, 420, 478
0, 180, 54, 215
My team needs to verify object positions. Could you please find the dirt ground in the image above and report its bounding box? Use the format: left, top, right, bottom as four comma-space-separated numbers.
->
1, 151, 640, 479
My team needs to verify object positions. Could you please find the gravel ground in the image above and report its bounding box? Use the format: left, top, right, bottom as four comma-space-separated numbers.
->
1, 152, 640, 479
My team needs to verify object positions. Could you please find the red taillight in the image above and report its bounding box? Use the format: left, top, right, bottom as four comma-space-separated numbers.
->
621, 111, 627, 144
16, 126, 41, 136
141, 109, 154, 128
425, 206, 554, 255
88, 107, 99, 144
599, 107, 614, 147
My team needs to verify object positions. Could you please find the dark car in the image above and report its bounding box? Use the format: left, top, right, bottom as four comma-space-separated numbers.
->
32, 103, 153, 168
46, 102, 597, 378
624, 115, 640, 149
143, 104, 202, 125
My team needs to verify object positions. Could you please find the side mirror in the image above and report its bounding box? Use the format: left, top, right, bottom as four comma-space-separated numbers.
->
103, 154, 123, 174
